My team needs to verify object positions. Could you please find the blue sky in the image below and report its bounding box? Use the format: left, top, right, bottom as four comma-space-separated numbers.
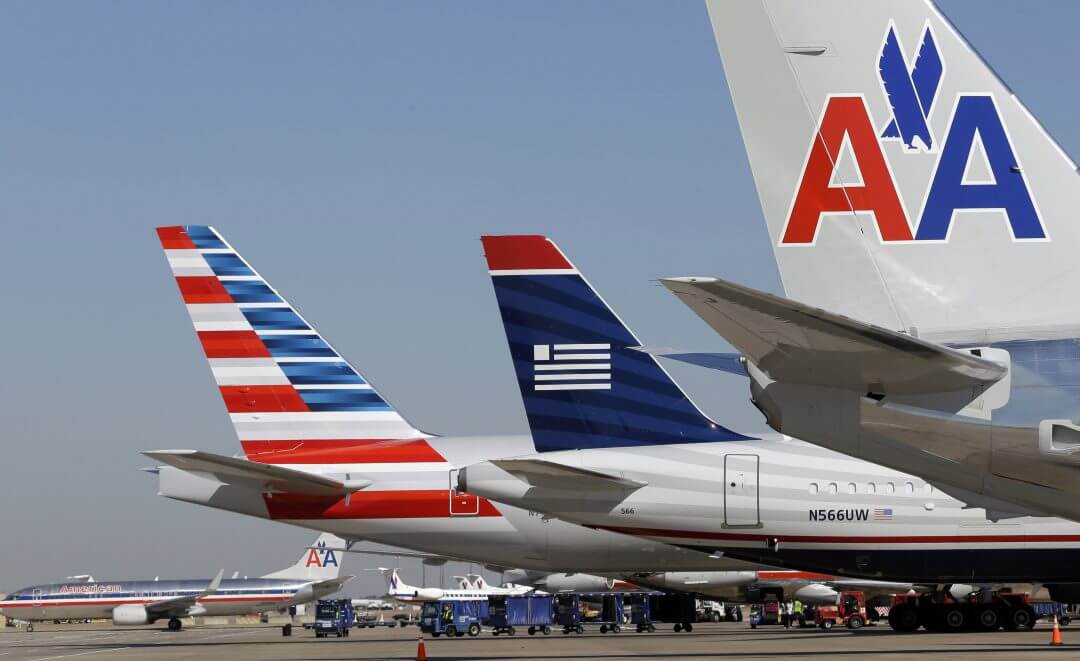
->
0, 1, 1076, 595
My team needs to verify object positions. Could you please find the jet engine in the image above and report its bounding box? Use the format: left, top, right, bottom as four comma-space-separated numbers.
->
540, 574, 615, 593
112, 604, 151, 626
792, 583, 839, 605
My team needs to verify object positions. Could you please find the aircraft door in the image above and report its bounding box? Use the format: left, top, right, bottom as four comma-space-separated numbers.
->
724, 454, 760, 528
449, 468, 479, 516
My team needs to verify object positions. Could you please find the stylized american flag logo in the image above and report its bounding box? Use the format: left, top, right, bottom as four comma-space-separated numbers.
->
873, 508, 893, 521
533, 344, 611, 391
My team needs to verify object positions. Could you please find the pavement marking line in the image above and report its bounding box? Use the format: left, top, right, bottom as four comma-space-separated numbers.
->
27, 647, 128, 661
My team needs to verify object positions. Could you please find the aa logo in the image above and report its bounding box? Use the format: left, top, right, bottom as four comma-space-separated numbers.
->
305, 541, 339, 568
781, 21, 1044, 245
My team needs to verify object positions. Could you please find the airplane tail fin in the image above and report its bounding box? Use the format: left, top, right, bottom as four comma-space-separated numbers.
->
468, 574, 490, 591
380, 567, 407, 595
482, 235, 750, 452
261, 533, 344, 581
707, 0, 1080, 338
155, 226, 441, 464
453, 576, 475, 590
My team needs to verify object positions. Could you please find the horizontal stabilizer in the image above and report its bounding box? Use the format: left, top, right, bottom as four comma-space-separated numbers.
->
634, 347, 747, 376
661, 277, 1006, 395
142, 449, 371, 496
492, 458, 647, 490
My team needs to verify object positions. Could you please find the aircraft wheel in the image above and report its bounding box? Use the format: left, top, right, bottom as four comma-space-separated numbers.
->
976, 605, 999, 631
942, 606, 965, 631
168, 618, 182, 632
888, 604, 919, 632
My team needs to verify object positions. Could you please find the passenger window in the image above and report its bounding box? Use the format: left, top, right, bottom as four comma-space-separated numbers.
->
809, 483, 818, 495
847, 483, 856, 495
866, 483, 876, 494
885, 482, 895, 495
905, 482, 914, 495
828, 483, 838, 494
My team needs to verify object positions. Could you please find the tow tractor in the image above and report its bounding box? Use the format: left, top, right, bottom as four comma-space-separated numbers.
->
814, 591, 867, 630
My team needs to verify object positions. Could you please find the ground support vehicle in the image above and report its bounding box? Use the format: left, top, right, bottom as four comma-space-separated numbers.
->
486, 595, 554, 636
313, 600, 354, 638
887, 591, 1036, 633
419, 600, 487, 638
814, 592, 866, 631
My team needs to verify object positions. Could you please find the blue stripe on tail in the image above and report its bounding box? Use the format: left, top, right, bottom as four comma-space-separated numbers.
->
490, 270, 751, 452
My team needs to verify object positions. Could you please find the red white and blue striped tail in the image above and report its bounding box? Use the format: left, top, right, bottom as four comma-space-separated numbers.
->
156, 226, 436, 464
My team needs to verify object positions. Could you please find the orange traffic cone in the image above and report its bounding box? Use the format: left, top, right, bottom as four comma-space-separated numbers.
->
1051, 615, 1063, 646
416, 631, 428, 661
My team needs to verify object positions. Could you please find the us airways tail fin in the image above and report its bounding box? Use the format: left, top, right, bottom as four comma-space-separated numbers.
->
708, 0, 1080, 339
156, 226, 437, 464
481, 235, 750, 452
262, 533, 344, 581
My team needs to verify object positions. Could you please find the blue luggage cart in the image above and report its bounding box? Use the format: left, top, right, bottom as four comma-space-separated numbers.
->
555, 594, 584, 634
624, 593, 658, 632
581, 592, 626, 634
486, 595, 555, 635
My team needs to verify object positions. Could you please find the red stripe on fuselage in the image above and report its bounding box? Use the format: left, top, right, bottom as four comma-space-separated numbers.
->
220, 385, 309, 412
263, 489, 501, 519
598, 525, 1080, 545
0, 595, 292, 609
157, 226, 196, 250
176, 276, 233, 304
758, 571, 835, 581
197, 330, 271, 358
242, 439, 445, 464
481, 235, 573, 271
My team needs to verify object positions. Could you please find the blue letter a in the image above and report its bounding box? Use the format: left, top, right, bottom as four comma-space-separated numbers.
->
916, 95, 1044, 240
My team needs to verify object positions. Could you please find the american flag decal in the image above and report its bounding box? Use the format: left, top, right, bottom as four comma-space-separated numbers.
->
533, 344, 611, 391
873, 508, 893, 521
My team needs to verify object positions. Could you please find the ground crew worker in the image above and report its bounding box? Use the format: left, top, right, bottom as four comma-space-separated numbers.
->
793, 600, 804, 627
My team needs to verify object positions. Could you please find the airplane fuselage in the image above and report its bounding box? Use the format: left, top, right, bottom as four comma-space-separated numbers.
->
0, 578, 330, 623
460, 435, 1080, 585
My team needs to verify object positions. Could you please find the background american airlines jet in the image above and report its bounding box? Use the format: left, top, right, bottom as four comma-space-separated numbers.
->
658, 0, 1080, 522
459, 234, 1080, 631
0, 533, 347, 633
144, 225, 764, 579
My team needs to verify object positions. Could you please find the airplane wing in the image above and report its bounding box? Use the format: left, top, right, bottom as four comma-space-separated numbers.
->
142, 570, 224, 619
660, 277, 1006, 395
327, 545, 508, 572
143, 449, 372, 497
491, 459, 648, 491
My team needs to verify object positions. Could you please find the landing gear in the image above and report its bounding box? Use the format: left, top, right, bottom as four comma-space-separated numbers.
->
167, 618, 182, 632
888, 590, 1037, 633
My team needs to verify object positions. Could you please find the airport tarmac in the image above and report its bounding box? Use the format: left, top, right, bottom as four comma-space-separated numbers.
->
0, 621, 1077, 660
